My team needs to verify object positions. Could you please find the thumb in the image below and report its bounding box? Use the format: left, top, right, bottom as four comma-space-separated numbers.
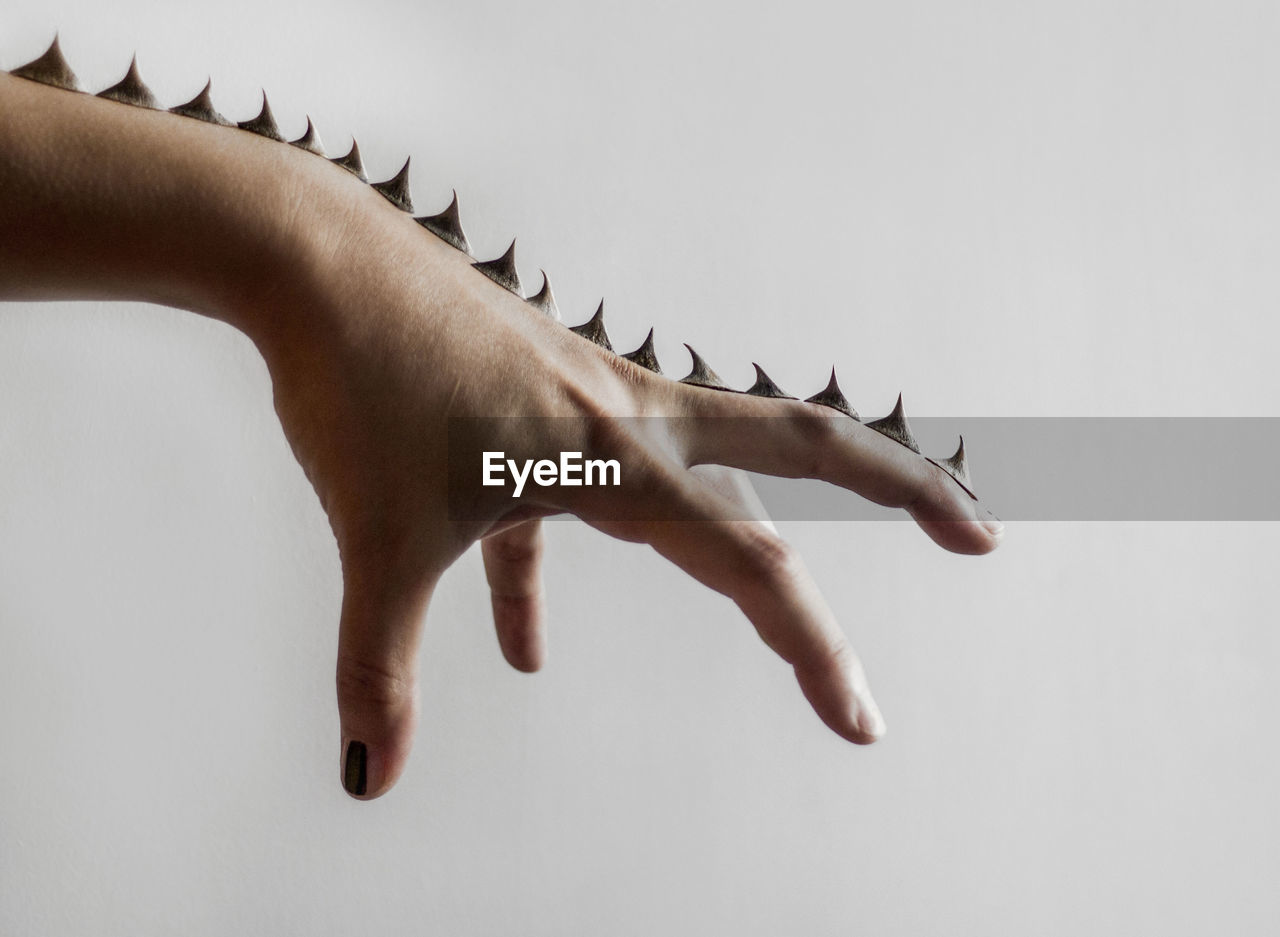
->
335, 567, 437, 800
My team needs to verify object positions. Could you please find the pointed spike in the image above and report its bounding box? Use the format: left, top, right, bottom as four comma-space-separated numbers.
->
169, 78, 233, 126
96, 54, 159, 109
569, 301, 614, 351
415, 190, 471, 254
371, 157, 414, 212
926, 436, 977, 499
10, 35, 81, 92
524, 271, 562, 322
621, 328, 663, 374
745, 363, 796, 399
472, 239, 523, 296
330, 138, 369, 182
289, 116, 326, 156
804, 368, 859, 420
866, 393, 921, 453
237, 91, 284, 141
679, 344, 735, 391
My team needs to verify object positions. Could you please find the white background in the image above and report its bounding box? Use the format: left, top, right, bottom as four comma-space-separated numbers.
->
2, 1, 1278, 933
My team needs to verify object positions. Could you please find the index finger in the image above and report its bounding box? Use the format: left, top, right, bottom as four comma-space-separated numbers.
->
580, 469, 885, 745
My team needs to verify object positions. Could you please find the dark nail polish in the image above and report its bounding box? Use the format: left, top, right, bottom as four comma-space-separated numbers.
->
344, 741, 368, 796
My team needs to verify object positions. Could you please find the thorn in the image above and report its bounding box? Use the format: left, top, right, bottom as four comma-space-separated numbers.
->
926, 436, 977, 500
169, 78, 233, 126
525, 271, 561, 321
414, 190, 470, 254
371, 157, 414, 212
569, 301, 614, 351
866, 393, 921, 453
745, 363, 796, 399
10, 34, 81, 92
330, 138, 369, 182
473, 239, 523, 296
96, 53, 159, 109
804, 368, 859, 420
680, 345, 735, 391
621, 328, 662, 374
289, 116, 325, 156
237, 91, 284, 141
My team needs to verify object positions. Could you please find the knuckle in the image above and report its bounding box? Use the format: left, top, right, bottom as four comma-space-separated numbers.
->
602, 353, 683, 419
487, 532, 542, 566
561, 362, 639, 421
907, 461, 950, 516
580, 409, 648, 468
789, 408, 842, 476
740, 527, 803, 586
603, 349, 650, 392
336, 656, 414, 715
821, 637, 858, 676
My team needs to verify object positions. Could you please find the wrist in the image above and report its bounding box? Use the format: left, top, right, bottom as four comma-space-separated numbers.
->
238, 161, 471, 376
203, 151, 367, 354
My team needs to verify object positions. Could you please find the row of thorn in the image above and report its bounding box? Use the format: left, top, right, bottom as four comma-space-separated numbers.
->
6, 36, 978, 500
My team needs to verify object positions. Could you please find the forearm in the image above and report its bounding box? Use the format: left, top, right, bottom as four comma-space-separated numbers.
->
0, 71, 355, 346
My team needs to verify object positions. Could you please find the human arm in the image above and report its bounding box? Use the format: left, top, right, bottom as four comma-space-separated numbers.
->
0, 64, 1001, 799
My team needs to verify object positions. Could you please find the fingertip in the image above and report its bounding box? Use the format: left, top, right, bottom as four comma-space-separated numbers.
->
917, 517, 1004, 555
822, 708, 885, 745
794, 658, 885, 746
827, 695, 886, 745
340, 726, 413, 800
855, 702, 887, 744
503, 645, 546, 674
967, 514, 1005, 554
493, 595, 547, 673
910, 469, 1006, 555
962, 517, 1004, 554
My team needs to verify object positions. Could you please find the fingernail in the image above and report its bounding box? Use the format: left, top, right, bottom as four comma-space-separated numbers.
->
982, 518, 1004, 539
343, 740, 368, 796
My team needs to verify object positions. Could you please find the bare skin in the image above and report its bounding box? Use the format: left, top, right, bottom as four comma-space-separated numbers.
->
0, 72, 1002, 799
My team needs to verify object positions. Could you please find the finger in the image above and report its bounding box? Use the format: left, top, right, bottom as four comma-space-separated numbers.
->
670, 386, 1003, 555
335, 561, 438, 801
481, 518, 548, 673
580, 470, 885, 745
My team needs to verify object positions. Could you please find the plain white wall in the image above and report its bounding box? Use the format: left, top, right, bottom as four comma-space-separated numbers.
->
2, 1, 1278, 933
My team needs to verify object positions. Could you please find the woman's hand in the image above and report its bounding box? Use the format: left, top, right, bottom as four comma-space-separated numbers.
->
0, 69, 1002, 801
257, 177, 1003, 798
